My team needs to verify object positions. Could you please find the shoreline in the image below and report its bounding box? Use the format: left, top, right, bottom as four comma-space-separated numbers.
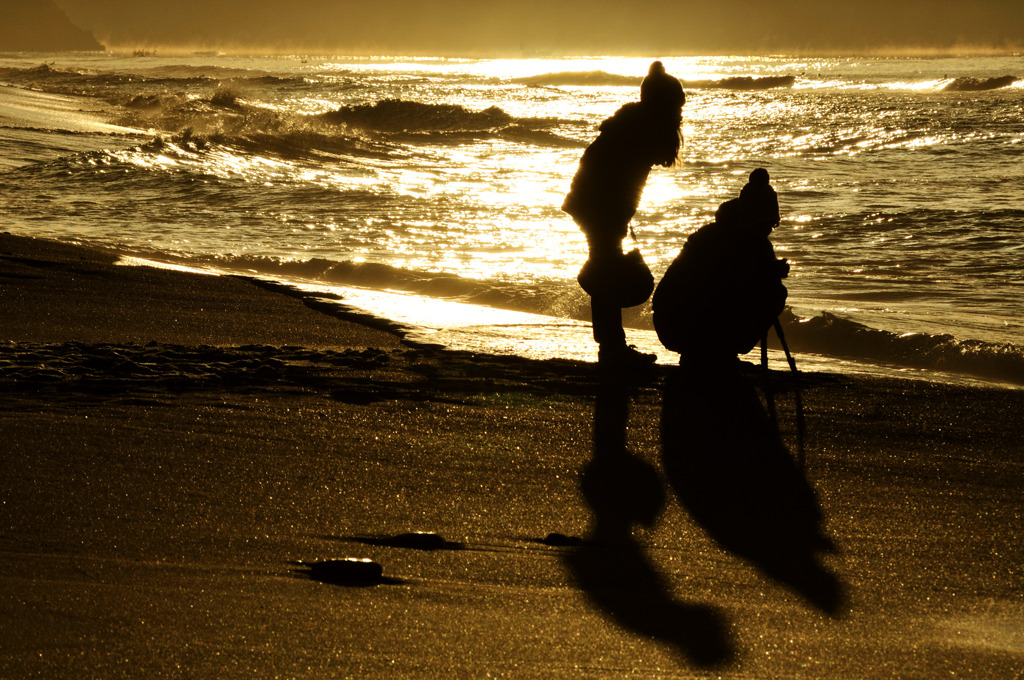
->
8, 228, 1020, 391
2, 231, 1023, 677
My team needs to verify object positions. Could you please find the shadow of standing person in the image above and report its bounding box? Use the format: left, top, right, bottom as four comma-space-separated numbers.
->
660, 361, 845, 615
564, 372, 735, 668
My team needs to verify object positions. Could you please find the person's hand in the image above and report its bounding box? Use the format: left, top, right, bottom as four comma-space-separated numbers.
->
777, 258, 790, 278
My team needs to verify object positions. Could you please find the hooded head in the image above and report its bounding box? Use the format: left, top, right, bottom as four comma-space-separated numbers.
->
739, 168, 780, 233
641, 61, 685, 112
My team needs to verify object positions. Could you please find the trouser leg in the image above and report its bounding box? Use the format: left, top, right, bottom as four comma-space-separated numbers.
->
591, 295, 625, 347
586, 235, 626, 348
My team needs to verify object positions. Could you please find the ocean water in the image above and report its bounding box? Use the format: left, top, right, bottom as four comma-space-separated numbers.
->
1, 52, 1022, 386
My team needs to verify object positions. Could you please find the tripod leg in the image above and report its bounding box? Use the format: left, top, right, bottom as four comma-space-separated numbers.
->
774, 319, 798, 375
773, 319, 806, 469
760, 332, 778, 423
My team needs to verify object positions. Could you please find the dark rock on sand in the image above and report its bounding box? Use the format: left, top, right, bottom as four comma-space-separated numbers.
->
296, 558, 391, 586
541, 532, 584, 547
352, 531, 463, 551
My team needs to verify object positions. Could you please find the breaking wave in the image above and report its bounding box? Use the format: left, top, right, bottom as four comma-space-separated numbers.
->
0, 62, 304, 93
516, 70, 795, 90
684, 75, 796, 90
317, 98, 509, 132
0, 64, 571, 147
121, 96, 573, 153
175, 251, 1024, 386
777, 309, 1024, 386
60, 91, 575, 164
514, 70, 642, 87
315, 99, 570, 144
192, 253, 584, 319
943, 75, 1018, 91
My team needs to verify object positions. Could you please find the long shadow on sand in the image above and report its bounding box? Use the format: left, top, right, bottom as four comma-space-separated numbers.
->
563, 371, 735, 668
661, 361, 845, 615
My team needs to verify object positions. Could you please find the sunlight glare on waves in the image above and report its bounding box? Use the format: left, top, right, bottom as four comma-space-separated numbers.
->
310, 55, 798, 83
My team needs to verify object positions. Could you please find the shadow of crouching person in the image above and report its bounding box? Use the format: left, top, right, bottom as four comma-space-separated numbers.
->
660, 360, 845, 616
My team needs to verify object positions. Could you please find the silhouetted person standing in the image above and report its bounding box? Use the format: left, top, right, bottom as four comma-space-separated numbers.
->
653, 168, 789, 362
563, 61, 685, 366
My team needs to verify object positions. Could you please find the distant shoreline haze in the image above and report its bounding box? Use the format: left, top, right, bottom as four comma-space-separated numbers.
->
47, 0, 1024, 57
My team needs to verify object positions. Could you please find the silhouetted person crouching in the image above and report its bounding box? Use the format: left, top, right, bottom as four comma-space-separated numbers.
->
653, 168, 789, 363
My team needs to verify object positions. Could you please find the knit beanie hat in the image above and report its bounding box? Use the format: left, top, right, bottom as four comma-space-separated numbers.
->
640, 61, 685, 110
740, 168, 780, 226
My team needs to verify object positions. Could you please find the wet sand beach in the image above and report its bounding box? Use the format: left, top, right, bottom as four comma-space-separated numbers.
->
1, 232, 1022, 678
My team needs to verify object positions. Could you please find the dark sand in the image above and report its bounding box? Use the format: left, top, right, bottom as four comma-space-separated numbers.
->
2, 232, 1022, 678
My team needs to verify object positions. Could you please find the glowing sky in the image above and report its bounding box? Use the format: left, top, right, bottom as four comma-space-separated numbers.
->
56, 0, 1024, 55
